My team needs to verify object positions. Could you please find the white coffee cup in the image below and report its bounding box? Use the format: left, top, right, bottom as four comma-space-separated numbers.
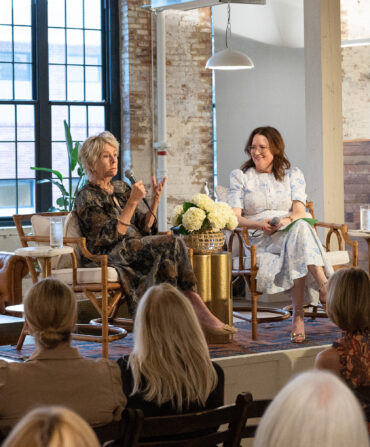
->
50, 217, 64, 248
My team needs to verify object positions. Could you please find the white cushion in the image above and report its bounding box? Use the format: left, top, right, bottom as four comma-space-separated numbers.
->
325, 250, 350, 266
51, 267, 118, 284
56, 212, 82, 269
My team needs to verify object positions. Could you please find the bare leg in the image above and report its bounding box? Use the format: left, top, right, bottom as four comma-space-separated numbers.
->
183, 290, 237, 335
307, 265, 328, 304
290, 276, 306, 342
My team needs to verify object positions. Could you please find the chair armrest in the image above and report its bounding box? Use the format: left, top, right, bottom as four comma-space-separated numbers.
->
0, 252, 28, 312
228, 228, 258, 272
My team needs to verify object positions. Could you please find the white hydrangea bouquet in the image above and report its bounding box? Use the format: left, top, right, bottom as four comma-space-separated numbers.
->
172, 193, 238, 235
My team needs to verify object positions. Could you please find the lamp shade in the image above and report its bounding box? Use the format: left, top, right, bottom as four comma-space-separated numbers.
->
206, 48, 254, 70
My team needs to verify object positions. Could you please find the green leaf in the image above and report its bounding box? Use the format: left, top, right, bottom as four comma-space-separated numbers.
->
31, 166, 63, 182
50, 179, 69, 197
183, 202, 196, 212
177, 225, 190, 235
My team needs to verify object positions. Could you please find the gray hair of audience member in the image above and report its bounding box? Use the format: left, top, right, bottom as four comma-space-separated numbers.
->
24, 278, 77, 349
253, 370, 369, 447
326, 267, 370, 333
78, 131, 119, 178
2, 406, 100, 447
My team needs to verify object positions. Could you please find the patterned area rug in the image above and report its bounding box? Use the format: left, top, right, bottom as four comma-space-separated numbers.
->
0, 316, 341, 362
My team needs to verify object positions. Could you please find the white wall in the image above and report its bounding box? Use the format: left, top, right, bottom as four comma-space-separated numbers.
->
213, 1, 307, 191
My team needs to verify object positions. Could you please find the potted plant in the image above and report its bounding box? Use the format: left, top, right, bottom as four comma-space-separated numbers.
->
31, 121, 86, 211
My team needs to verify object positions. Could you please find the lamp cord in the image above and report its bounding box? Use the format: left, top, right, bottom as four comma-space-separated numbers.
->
225, 0, 231, 48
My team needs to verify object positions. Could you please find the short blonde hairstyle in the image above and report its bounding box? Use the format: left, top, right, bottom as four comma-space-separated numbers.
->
254, 370, 369, 447
24, 278, 77, 349
3, 406, 100, 447
78, 131, 119, 178
326, 267, 370, 332
130, 283, 218, 411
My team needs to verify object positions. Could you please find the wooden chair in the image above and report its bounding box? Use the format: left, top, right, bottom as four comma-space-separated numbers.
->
228, 201, 359, 339
108, 392, 251, 447
12, 211, 129, 358
242, 395, 271, 439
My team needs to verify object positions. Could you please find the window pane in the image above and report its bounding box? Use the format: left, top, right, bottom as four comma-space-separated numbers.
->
70, 105, 87, 141
52, 142, 68, 177
0, 143, 16, 178
0, 26, 13, 62
14, 26, 32, 63
18, 179, 35, 212
85, 30, 101, 65
52, 106, 69, 141
48, 28, 66, 64
0, 63, 13, 99
84, 0, 101, 29
17, 104, 34, 141
66, 0, 83, 28
49, 64, 66, 100
67, 65, 84, 101
88, 106, 105, 135
13, 0, 31, 26
0, 105, 15, 140
0, 180, 16, 216
14, 63, 32, 99
85, 66, 101, 101
0, 0, 12, 25
17, 142, 35, 177
67, 29, 83, 65
48, 0, 65, 28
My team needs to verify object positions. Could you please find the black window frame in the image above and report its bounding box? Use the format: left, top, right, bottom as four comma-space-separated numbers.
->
0, 0, 121, 226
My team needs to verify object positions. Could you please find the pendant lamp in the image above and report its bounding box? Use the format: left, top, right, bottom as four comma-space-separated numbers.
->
206, 0, 254, 70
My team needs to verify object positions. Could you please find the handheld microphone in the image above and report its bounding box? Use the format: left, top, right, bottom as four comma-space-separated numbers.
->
124, 169, 151, 212
268, 216, 280, 227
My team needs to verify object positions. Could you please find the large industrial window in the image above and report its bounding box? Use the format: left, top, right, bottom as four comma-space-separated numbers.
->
0, 0, 120, 225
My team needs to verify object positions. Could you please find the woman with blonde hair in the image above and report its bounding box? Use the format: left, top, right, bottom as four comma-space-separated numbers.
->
0, 278, 126, 431
254, 370, 369, 447
315, 267, 370, 430
3, 406, 100, 447
75, 131, 235, 336
117, 283, 224, 415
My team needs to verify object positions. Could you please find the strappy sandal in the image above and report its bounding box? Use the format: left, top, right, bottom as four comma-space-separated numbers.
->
318, 281, 328, 306
291, 332, 306, 343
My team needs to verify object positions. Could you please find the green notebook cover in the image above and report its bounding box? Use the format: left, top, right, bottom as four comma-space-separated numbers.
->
279, 217, 317, 232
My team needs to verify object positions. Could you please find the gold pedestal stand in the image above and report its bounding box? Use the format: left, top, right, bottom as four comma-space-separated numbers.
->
193, 252, 233, 344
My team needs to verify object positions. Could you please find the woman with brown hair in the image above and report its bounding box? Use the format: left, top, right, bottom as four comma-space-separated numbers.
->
315, 268, 370, 430
0, 279, 126, 431
228, 126, 332, 342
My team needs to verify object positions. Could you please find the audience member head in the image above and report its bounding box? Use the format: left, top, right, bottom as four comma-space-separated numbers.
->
3, 406, 100, 447
254, 370, 369, 447
326, 267, 370, 333
130, 283, 218, 411
78, 131, 119, 178
24, 278, 77, 349
242, 126, 291, 181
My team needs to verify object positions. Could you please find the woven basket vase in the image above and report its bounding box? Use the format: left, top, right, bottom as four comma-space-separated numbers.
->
183, 231, 225, 255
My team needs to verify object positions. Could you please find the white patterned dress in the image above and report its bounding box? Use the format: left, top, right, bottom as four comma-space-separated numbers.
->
227, 167, 333, 303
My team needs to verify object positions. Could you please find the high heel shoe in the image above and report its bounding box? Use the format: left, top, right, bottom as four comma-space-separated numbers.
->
202, 323, 237, 336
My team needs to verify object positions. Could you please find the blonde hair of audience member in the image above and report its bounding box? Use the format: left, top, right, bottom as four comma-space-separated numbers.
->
130, 283, 218, 411
24, 278, 76, 349
326, 267, 370, 333
3, 406, 100, 447
253, 370, 369, 447
78, 131, 119, 178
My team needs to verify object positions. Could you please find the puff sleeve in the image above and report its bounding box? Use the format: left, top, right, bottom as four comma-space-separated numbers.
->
227, 169, 245, 209
290, 167, 307, 204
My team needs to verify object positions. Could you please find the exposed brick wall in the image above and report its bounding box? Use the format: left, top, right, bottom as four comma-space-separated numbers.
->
344, 140, 370, 270
341, 0, 370, 271
119, 1, 213, 225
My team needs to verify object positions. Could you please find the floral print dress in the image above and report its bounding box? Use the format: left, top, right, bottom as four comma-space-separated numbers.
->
227, 167, 333, 302
74, 181, 196, 314
333, 331, 370, 422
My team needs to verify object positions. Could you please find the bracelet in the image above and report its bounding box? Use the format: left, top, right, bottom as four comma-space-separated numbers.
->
118, 219, 130, 226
